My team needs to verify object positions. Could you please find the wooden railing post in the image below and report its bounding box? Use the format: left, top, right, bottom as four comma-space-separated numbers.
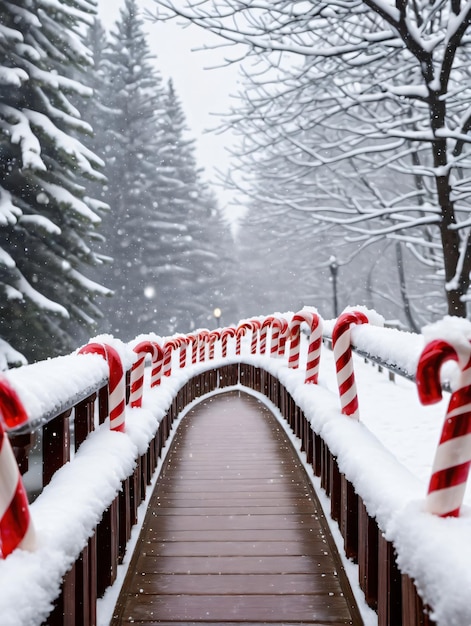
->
74, 392, 96, 451
10, 432, 35, 475
330, 456, 342, 522
43, 409, 71, 487
378, 533, 402, 626
358, 498, 379, 610
96, 497, 119, 598
48, 562, 76, 626
340, 475, 359, 561
402, 574, 434, 626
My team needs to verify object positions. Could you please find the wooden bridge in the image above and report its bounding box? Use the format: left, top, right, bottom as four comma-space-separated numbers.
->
0, 310, 461, 626
111, 391, 362, 625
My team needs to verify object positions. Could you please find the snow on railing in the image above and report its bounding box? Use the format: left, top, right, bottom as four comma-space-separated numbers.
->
1, 307, 471, 625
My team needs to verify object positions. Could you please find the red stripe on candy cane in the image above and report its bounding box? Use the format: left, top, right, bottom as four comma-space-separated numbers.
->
79, 343, 126, 432
332, 310, 369, 420
417, 337, 471, 516
0, 378, 35, 557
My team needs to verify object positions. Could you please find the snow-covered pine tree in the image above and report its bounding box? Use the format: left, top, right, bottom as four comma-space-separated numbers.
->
150, 80, 238, 333
93, 0, 168, 339
0, 0, 111, 364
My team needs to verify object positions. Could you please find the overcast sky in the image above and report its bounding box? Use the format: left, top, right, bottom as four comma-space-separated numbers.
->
97, 0, 242, 216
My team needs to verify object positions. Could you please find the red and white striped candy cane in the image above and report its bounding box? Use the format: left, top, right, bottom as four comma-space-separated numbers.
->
209, 330, 220, 359
417, 337, 471, 517
277, 319, 290, 357
236, 322, 252, 355
269, 317, 284, 357
260, 317, 275, 355
130, 341, 163, 408
187, 333, 198, 364
163, 340, 180, 377
288, 311, 323, 384
250, 320, 261, 354
198, 330, 209, 362
178, 336, 189, 368
0, 378, 35, 557
332, 311, 369, 420
221, 327, 236, 357
150, 343, 164, 387
79, 343, 126, 432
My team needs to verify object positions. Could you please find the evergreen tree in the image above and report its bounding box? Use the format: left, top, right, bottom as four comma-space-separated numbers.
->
149, 80, 238, 333
0, 0, 110, 364
90, 5, 238, 339
93, 0, 167, 339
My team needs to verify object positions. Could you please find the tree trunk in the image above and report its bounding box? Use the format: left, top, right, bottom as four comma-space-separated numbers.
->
395, 242, 420, 332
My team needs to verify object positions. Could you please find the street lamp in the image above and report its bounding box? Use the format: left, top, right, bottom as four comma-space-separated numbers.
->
329, 256, 339, 318
213, 307, 222, 328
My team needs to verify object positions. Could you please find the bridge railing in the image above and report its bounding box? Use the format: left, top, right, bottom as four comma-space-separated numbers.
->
0, 308, 467, 626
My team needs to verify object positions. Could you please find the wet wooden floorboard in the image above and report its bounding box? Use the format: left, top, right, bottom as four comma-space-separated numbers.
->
111, 391, 363, 625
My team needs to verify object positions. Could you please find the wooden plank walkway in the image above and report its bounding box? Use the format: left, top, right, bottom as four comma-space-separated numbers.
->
111, 390, 363, 625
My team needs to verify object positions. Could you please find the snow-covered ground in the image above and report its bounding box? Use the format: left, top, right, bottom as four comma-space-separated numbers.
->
1, 312, 470, 626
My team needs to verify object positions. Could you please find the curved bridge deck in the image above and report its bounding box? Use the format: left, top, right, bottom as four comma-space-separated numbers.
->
111, 391, 363, 625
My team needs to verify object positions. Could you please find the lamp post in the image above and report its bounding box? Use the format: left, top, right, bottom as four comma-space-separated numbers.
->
213, 307, 222, 328
329, 256, 339, 318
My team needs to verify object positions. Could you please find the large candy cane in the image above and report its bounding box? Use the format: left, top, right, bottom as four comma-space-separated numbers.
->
163, 339, 180, 377
187, 333, 198, 364
236, 322, 251, 355
0, 378, 35, 557
332, 311, 369, 419
289, 311, 323, 384
417, 337, 471, 517
198, 330, 209, 362
249, 320, 261, 354
277, 319, 290, 357
79, 343, 126, 432
208, 330, 220, 359
130, 341, 163, 408
260, 317, 274, 355
269, 317, 286, 357
221, 327, 236, 357
178, 336, 189, 368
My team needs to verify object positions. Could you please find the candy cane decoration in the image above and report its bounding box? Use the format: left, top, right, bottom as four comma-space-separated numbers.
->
417, 337, 471, 517
277, 319, 290, 357
163, 340, 180, 377
209, 330, 220, 359
0, 378, 35, 558
130, 341, 163, 408
221, 327, 236, 357
198, 330, 209, 362
332, 310, 369, 420
236, 322, 252, 355
269, 317, 285, 357
250, 320, 261, 354
178, 336, 189, 368
187, 333, 198, 364
260, 317, 275, 355
79, 343, 126, 432
288, 311, 323, 384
